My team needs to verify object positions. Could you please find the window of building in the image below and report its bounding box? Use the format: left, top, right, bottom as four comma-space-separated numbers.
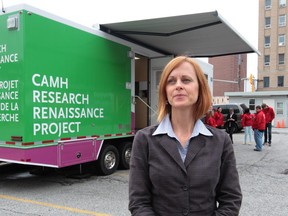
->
249, 98, 255, 111
265, 0, 272, 9
265, 36, 271, 47
264, 55, 270, 66
279, 53, 285, 64
278, 76, 284, 86
279, 34, 285, 45
276, 102, 284, 115
279, 15, 286, 26
265, 17, 271, 28
279, 0, 286, 7
263, 77, 270, 87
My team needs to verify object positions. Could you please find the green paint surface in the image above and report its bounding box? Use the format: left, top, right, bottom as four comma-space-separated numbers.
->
0, 10, 131, 143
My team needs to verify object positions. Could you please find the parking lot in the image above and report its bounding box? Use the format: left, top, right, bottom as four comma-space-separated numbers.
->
232, 127, 288, 216
0, 127, 287, 216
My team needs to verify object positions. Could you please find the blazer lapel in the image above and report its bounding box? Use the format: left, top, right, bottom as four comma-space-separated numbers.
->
184, 135, 206, 167
156, 135, 187, 173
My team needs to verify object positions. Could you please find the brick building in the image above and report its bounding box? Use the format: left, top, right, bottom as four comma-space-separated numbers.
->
208, 54, 247, 96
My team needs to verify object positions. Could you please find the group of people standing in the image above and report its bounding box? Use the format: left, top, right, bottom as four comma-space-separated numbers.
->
239, 103, 275, 151
205, 103, 275, 151
204, 107, 224, 129
248, 103, 275, 151
205, 107, 237, 143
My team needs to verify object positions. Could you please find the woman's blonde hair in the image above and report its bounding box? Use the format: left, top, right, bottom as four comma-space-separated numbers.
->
157, 56, 212, 122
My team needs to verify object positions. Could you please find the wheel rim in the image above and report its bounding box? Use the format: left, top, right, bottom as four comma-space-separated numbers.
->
104, 151, 116, 170
124, 148, 131, 165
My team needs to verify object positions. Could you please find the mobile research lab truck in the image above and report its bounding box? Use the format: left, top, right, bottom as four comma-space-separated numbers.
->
0, 4, 255, 175
0, 5, 140, 175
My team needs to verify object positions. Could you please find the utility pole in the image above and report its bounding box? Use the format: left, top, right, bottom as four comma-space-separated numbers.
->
237, 54, 241, 91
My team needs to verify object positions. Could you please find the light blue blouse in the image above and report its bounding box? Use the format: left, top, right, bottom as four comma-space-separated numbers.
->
153, 115, 213, 162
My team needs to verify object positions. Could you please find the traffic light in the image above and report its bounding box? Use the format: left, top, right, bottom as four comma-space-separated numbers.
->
249, 74, 253, 85
249, 74, 255, 92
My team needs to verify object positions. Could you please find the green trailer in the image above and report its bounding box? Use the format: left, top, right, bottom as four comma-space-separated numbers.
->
0, 4, 257, 175
0, 4, 136, 175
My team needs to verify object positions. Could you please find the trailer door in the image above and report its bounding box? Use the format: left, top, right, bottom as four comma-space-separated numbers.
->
149, 56, 173, 126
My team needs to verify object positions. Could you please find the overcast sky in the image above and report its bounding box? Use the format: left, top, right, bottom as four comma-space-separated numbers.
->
2, 0, 259, 76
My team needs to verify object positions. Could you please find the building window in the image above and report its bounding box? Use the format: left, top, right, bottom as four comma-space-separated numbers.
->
265, 17, 271, 28
249, 98, 255, 111
278, 76, 284, 86
276, 102, 284, 115
279, 0, 286, 7
263, 77, 270, 87
279, 15, 286, 26
265, 0, 272, 9
264, 55, 270, 66
279, 53, 285, 64
265, 36, 271, 47
279, 34, 285, 45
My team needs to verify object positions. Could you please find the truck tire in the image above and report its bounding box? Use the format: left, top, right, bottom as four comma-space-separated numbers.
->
118, 142, 132, 170
96, 144, 119, 175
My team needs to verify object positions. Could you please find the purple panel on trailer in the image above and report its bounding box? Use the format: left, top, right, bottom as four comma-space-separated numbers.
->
58, 139, 102, 167
0, 145, 58, 166
0, 139, 103, 168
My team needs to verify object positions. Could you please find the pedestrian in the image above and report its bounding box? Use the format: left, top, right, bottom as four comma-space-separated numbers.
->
226, 108, 238, 144
129, 56, 242, 216
261, 103, 275, 146
206, 110, 217, 128
204, 103, 213, 125
252, 105, 266, 151
241, 108, 253, 144
214, 106, 224, 129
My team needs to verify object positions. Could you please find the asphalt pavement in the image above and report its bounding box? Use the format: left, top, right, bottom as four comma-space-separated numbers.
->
231, 127, 288, 216
0, 127, 287, 216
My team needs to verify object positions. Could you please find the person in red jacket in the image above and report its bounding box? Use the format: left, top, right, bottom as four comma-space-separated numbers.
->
261, 103, 275, 146
206, 110, 217, 128
241, 108, 254, 144
214, 106, 224, 129
252, 105, 266, 151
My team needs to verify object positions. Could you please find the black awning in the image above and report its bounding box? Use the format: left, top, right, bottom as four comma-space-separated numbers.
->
100, 11, 259, 57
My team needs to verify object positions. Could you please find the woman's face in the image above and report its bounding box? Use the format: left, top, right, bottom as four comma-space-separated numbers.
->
166, 62, 199, 111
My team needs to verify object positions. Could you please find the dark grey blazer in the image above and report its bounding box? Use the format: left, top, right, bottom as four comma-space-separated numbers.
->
129, 125, 242, 216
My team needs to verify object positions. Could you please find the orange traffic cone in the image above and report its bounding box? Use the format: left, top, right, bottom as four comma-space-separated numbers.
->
281, 119, 285, 128
276, 121, 280, 128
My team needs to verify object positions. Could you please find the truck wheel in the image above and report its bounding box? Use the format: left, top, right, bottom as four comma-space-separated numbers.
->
96, 145, 119, 175
118, 142, 132, 170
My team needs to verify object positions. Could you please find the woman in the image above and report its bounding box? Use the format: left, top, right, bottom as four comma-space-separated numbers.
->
241, 108, 253, 144
214, 106, 224, 129
206, 110, 217, 128
226, 108, 238, 144
129, 56, 242, 215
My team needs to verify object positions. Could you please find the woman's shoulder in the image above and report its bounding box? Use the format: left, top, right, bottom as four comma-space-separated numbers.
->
205, 124, 227, 136
135, 125, 158, 137
203, 126, 230, 147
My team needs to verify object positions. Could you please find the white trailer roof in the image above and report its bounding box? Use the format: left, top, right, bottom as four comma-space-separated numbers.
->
100, 11, 259, 57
